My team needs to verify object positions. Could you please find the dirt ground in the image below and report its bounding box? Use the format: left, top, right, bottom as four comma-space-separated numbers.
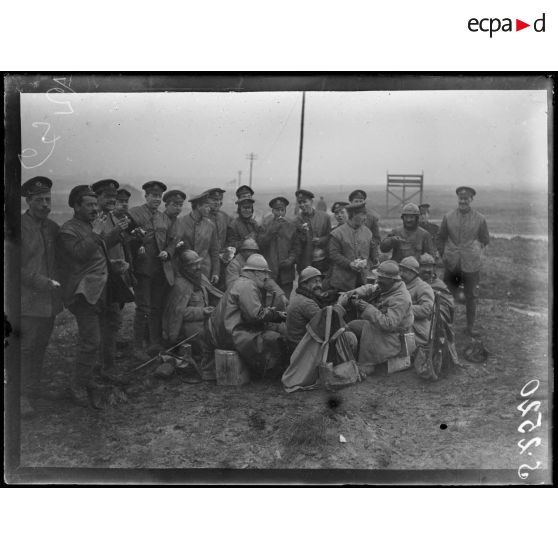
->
17, 238, 551, 478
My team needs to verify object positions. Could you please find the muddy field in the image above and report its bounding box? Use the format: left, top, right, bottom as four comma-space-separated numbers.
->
16, 237, 550, 480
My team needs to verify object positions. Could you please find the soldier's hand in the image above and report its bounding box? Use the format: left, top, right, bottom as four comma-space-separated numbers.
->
158, 251, 169, 261
210, 274, 219, 285
48, 279, 61, 290
91, 215, 107, 235
115, 216, 129, 231
138, 246, 146, 256
337, 293, 350, 307
356, 299, 369, 312
349, 260, 360, 271
203, 306, 215, 316
311, 237, 321, 245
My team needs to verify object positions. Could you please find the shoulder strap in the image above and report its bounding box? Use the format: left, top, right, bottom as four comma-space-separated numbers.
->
321, 305, 333, 364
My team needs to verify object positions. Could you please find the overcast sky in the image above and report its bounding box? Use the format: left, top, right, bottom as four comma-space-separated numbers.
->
20, 89, 548, 192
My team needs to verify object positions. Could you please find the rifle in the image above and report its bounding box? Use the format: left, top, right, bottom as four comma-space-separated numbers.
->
129, 331, 200, 372
427, 292, 442, 380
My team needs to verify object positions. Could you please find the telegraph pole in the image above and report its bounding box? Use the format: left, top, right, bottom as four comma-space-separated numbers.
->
246, 153, 258, 187
296, 91, 306, 191
237, 170, 242, 187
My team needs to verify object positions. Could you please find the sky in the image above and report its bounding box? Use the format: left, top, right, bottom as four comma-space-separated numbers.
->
20, 89, 549, 192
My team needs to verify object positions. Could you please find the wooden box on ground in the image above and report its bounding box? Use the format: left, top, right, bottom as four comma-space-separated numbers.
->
215, 349, 250, 386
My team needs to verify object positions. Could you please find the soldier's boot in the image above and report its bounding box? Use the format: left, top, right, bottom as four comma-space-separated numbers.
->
69, 365, 92, 408
133, 313, 150, 361
465, 298, 480, 337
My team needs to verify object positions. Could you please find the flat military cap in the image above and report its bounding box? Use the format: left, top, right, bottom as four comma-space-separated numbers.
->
91, 178, 119, 196
348, 189, 367, 201
163, 189, 187, 203
295, 189, 314, 200
189, 191, 211, 204
235, 197, 255, 205
116, 188, 131, 200
331, 201, 349, 213
207, 187, 226, 197
399, 256, 420, 274
346, 202, 367, 217
456, 186, 476, 197
21, 176, 52, 197
418, 203, 431, 210
236, 185, 254, 199
269, 196, 289, 209
142, 180, 167, 193
376, 260, 401, 280
68, 184, 96, 207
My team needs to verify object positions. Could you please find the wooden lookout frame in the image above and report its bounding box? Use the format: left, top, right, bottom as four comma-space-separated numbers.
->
385, 171, 424, 216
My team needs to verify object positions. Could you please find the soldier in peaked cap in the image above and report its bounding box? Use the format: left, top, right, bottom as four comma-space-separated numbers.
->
293, 188, 331, 275
328, 202, 379, 293
340, 259, 414, 373
439, 186, 489, 337
58, 184, 128, 406
331, 201, 350, 229
258, 196, 297, 299
128, 180, 175, 358
236, 185, 254, 200
20, 176, 63, 414
206, 188, 232, 289
380, 202, 435, 263
347, 189, 381, 244
174, 191, 220, 288
227, 196, 263, 251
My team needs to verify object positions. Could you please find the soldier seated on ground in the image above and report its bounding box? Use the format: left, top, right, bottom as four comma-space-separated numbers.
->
398, 256, 434, 348
208, 254, 287, 377
161, 249, 223, 373
226, 238, 289, 309
340, 260, 414, 374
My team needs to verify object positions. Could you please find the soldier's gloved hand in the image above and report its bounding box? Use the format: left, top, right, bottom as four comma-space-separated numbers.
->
48, 279, 61, 290
210, 274, 219, 285
158, 251, 169, 261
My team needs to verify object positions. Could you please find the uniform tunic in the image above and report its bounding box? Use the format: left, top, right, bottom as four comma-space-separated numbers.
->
328, 223, 378, 291
364, 209, 382, 245
285, 290, 321, 346
439, 208, 489, 273
176, 212, 220, 279
349, 280, 414, 365
293, 209, 331, 271
380, 225, 435, 263
209, 210, 232, 251
258, 216, 297, 287
405, 275, 435, 347
226, 216, 263, 250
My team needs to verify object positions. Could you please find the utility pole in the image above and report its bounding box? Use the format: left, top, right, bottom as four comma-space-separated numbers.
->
246, 153, 257, 188
296, 91, 306, 191
237, 170, 242, 187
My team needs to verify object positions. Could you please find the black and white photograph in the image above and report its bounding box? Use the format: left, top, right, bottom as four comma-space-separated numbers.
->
4, 74, 553, 484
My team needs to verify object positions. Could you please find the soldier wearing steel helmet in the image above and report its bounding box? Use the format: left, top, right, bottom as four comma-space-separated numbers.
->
208, 254, 287, 376
161, 248, 223, 374
339, 260, 414, 373
399, 256, 435, 348
380, 202, 435, 263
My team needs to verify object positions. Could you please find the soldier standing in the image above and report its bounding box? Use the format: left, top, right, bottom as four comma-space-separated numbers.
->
58, 185, 117, 406
418, 202, 441, 257
206, 187, 233, 290
348, 189, 381, 245
438, 187, 489, 337
128, 181, 175, 358
380, 202, 435, 263
258, 196, 297, 299
227, 197, 263, 250
20, 176, 63, 415
293, 189, 331, 275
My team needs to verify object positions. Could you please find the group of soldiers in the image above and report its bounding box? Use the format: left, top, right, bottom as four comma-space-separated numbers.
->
20, 175, 489, 411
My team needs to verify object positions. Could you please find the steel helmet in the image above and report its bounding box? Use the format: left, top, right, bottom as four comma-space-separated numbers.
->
419, 253, 436, 266
401, 203, 420, 217
242, 254, 271, 272
299, 266, 323, 284
179, 249, 203, 265
376, 260, 401, 280
239, 238, 260, 251
399, 256, 420, 274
